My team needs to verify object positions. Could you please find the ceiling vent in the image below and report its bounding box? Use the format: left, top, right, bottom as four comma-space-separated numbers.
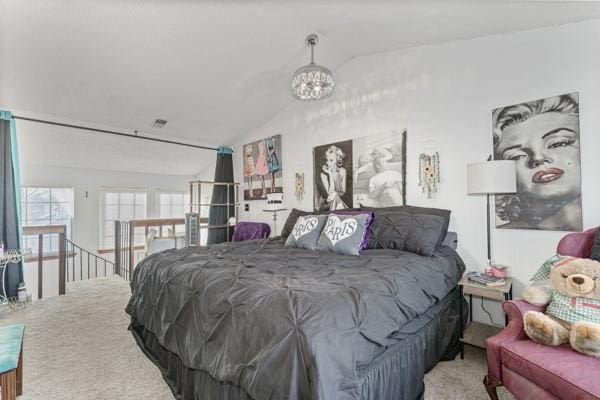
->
152, 118, 168, 128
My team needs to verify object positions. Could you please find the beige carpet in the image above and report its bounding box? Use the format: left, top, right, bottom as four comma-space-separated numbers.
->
0, 276, 513, 400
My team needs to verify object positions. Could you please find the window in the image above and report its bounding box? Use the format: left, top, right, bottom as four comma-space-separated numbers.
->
158, 192, 190, 235
100, 189, 147, 249
158, 192, 190, 218
21, 187, 74, 254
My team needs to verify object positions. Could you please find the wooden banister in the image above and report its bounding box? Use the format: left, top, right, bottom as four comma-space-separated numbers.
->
113, 217, 193, 280
23, 225, 66, 235
188, 180, 241, 186
22, 225, 67, 299
23, 225, 115, 298
129, 218, 186, 227
97, 245, 143, 255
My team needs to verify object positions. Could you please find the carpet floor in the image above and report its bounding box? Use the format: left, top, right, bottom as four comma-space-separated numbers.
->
0, 276, 513, 399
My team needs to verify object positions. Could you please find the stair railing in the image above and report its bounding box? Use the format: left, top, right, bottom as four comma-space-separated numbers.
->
23, 225, 68, 299
114, 218, 186, 281
23, 225, 118, 300
65, 239, 116, 282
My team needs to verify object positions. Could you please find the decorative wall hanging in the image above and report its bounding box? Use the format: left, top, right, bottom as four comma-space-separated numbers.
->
492, 92, 582, 231
312, 130, 407, 211
295, 173, 305, 201
418, 152, 440, 199
243, 134, 282, 201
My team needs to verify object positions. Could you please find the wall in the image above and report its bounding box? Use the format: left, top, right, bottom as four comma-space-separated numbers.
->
225, 20, 600, 323
20, 164, 193, 251
20, 164, 193, 298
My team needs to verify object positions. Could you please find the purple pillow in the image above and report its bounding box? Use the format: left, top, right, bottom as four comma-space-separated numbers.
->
332, 210, 374, 251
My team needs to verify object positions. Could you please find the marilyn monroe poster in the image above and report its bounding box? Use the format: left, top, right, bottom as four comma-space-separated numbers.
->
313, 140, 353, 212
492, 93, 582, 231
353, 130, 407, 207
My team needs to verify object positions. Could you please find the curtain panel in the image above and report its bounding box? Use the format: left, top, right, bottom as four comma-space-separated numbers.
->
207, 147, 235, 245
0, 110, 24, 298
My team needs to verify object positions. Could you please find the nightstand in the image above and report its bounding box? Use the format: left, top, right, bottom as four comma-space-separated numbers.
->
459, 276, 513, 359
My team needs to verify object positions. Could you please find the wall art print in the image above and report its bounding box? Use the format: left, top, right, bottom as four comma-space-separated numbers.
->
352, 129, 407, 208
312, 130, 407, 211
243, 134, 282, 201
492, 92, 582, 231
313, 140, 353, 212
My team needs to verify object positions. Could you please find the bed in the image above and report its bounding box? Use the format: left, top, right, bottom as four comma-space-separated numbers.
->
126, 232, 465, 400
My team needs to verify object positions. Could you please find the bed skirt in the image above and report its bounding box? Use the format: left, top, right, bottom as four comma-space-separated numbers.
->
129, 287, 465, 400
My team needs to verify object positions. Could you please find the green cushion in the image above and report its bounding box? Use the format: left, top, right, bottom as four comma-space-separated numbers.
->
0, 325, 24, 374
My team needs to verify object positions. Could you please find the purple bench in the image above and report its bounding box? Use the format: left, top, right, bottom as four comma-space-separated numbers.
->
232, 222, 271, 242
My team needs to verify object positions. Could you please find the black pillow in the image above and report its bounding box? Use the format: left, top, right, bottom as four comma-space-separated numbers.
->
361, 205, 451, 247
280, 208, 311, 239
592, 230, 600, 262
366, 211, 445, 256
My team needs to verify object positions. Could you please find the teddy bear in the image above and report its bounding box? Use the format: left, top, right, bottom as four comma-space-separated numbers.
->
522, 255, 600, 358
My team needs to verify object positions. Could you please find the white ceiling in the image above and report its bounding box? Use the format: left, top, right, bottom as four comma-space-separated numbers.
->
2, 0, 600, 175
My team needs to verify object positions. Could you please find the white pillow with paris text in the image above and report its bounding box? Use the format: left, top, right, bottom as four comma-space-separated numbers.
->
284, 214, 328, 251
316, 214, 371, 256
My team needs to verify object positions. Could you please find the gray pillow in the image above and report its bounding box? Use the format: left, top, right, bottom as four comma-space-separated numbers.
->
592, 230, 600, 262
280, 208, 362, 239
317, 214, 371, 256
366, 211, 445, 256
361, 205, 450, 247
285, 214, 328, 250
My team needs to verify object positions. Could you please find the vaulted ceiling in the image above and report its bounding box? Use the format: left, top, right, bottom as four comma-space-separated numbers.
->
2, 0, 600, 175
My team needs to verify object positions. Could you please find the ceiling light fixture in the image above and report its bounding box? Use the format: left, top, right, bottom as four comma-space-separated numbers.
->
292, 33, 334, 101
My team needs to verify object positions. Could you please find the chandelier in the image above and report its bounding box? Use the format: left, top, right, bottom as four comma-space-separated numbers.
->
292, 33, 335, 101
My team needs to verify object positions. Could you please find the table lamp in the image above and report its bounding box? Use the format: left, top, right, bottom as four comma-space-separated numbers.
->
467, 158, 516, 267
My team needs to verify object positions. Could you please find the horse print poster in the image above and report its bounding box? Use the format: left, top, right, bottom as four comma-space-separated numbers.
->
353, 130, 407, 207
313, 140, 353, 212
243, 134, 282, 200
492, 93, 582, 231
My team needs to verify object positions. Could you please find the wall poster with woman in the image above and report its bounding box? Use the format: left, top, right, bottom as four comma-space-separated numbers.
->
353, 129, 407, 207
313, 140, 353, 212
243, 134, 282, 200
492, 92, 582, 231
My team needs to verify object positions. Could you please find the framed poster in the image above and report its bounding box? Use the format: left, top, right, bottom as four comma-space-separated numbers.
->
312, 130, 407, 211
492, 93, 582, 231
353, 129, 407, 207
243, 134, 282, 200
313, 140, 353, 212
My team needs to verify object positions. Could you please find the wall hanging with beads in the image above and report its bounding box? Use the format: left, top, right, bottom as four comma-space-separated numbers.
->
418, 152, 440, 199
295, 173, 305, 201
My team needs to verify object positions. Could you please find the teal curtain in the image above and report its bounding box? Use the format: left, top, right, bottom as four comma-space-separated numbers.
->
0, 110, 24, 293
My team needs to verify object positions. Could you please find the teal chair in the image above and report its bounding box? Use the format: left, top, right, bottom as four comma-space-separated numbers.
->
0, 325, 24, 399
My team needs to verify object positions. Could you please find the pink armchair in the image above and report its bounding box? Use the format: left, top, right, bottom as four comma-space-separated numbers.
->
484, 227, 600, 400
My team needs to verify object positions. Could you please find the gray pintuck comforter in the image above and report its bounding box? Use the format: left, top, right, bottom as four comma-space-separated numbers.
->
126, 239, 464, 400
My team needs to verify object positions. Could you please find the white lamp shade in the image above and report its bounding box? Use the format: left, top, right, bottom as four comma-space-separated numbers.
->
467, 160, 517, 195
